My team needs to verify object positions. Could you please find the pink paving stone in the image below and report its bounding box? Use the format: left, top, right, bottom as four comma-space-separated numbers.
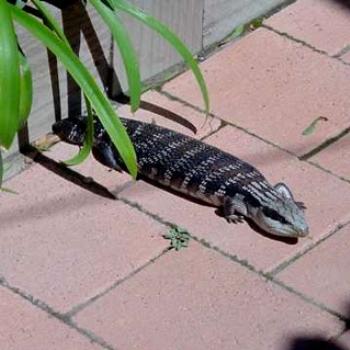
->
116, 90, 221, 139
0, 287, 102, 350
117, 126, 350, 272
341, 50, 350, 64
338, 331, 350, 348
0, 150, 168, 313
75, 243, 342, 350
162, 28, 350, 156
310, 133, 350, 181
266, 0, 350, 56
277, 225, 350, 316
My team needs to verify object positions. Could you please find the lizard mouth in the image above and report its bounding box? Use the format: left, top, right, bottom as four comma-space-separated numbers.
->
296, 226, 309, 237
257, 218, 309, 238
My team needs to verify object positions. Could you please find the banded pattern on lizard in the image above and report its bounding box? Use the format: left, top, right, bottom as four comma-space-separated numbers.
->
52, 116, 309, 238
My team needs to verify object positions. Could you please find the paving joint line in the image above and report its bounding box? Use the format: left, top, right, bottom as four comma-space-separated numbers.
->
330, 327, 350, 343
271, 277, 350, 324
266, 220, 350, 276
157, 89, 350, 185
114, 195, 349, 327
333, 44, 350, 59
199, 239, 350, 327
299, 127, 350, 160
262, 25, 350, 68
338, 57, 350, 66
157, 90, 296, 156
305, 159, 350, 185
65, 247, 170, 318
262, 24, 329, 55
192, 231, 349, 326
199, 119, 227, 141
0, 277, 117, 350
188, 231, 349, 325
118, 196, 260, 274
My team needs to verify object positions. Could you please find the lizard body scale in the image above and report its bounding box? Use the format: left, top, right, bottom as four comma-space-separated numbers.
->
52, 116, 309, 238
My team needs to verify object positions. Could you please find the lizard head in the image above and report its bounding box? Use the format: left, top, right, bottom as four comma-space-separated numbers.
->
253, 183, 309, 238
52, 116, 87, 145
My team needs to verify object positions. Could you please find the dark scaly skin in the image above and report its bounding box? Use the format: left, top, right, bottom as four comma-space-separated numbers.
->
94, 118, 268, 208
52, 116, 309, 238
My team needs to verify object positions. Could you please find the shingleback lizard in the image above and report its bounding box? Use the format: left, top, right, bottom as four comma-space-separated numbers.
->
52, 116, 309, 238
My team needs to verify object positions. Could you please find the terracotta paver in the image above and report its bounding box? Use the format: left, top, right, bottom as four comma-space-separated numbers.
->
117, 90, 221, 139
338, 331, 350, 348
341, 50, 350, 63
162, 28, 350, 156
310, 133, 350, 181
0, 287, 102, 350
117, 125, 350, 272
75, 243, 342, 350
265, 0, 350, 56
277, 225, 350, 316
2, 1, 350, 348
0, 147, 168, 313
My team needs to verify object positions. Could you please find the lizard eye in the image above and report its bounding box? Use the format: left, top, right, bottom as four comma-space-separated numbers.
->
261, 207, 288, 225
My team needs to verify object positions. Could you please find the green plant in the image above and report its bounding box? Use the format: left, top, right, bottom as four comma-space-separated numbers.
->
163, 226, 190, 251
0, 0, 209, 185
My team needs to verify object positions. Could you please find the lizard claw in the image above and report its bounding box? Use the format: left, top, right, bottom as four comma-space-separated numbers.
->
225, 215, 245, 224
296, 201, 306, 210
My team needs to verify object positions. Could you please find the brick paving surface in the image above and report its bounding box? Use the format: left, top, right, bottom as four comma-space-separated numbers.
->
277, 225, 350, 316
1, 1, 350, 349
162, 28, 350, 157
0, 287, 103, 349
342, 50, 350, 63
338, 331, 350, 348
75, 243, 342, 350
265, 0, 350, 56
310, 133, 350, 181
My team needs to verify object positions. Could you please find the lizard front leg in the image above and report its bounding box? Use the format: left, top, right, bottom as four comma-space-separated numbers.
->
92, 141, 123, 172
223, 194, 248, 224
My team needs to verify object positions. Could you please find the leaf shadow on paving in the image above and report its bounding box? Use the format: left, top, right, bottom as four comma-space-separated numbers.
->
21, 145, 116, 200
287, 302, 350, 350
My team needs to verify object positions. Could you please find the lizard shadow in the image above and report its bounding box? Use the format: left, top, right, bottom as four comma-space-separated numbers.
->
138, 176, 298, 245
23, 144, 298, 245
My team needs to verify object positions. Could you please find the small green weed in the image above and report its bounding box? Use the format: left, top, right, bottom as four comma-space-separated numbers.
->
163, 226, 190, 251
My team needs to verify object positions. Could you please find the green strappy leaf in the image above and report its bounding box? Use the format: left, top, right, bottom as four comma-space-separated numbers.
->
89, 0, 141, 112
11, 5, 137, 177
0, 0, 21, 149
108, 0, 210, 115
63, 97, 94, 166
18, 51, 33, 128
31, 0, 70, 46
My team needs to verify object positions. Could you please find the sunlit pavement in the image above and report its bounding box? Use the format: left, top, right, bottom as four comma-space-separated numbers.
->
1, 1, 350, 348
